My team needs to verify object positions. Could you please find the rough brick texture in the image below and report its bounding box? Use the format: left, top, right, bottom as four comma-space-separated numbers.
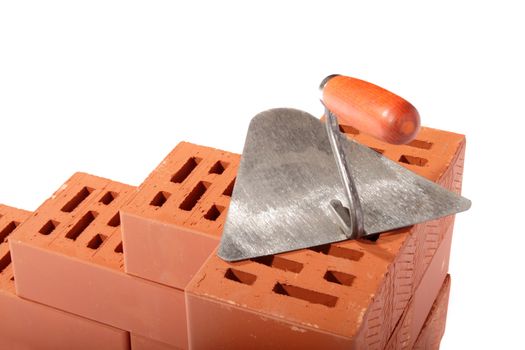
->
413, 275, 451, 350
185, 125, 465, 350
9, 173, 187, 348
121, 142, 239, 288
1, 204, 130, 350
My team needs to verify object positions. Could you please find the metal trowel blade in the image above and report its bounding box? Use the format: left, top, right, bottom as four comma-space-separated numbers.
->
217, 108, 471, 261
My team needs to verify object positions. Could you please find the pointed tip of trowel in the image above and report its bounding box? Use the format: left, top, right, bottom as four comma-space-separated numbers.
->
460, 196, 472, 212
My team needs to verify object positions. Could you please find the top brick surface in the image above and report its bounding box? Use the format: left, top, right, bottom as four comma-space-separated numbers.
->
9, 173, 136, 271
186, 124, 465, 343
0, 204, 31, 293
121, 141, 240, 238
339, 124, 463, 182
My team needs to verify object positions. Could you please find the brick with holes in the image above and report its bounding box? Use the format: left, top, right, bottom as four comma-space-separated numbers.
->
1, 204, 130, 350
120, 141, 239, 289
8, 173, 188, 348
185, 126, 466, 349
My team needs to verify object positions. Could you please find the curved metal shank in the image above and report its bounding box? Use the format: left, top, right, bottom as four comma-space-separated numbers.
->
324, 108, 365, 238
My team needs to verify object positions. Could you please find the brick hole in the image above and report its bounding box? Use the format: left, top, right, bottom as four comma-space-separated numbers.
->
39, 220, 59, 236
251, 255, 303, 273
371, 147, 384, 155
339, 124, 359, 135
114, 242, 123, 254
87, 234, 107, 250
204, 205, 225, 221
408, 139, 433, 150
99, 191, 117, 205
399, 155, 428, 167
61, 186, 93, 212
223, 178, 236, 197
224, 268, 257, 285
310, 244, 364, 261
66, 211, 97, 240
209, 161, 229, 175
107, 212, 120, 227
0, 221, 19, 242
272, 282, 338, 307
0, 252, 11, 273
324, 270, 356, 286
179, 181, 210, 211
10, 276, 14, 281
150, 191, 170, 207
171, 157, 201, 183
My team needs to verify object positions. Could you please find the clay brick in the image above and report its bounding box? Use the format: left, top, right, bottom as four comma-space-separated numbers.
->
6, 172, 135, 270
131, 334, 180, 350
384, 222, 453, 350
121, 142, 239, 288
185, 125, 466, 349
413, 275, 451, 350
1, 204, 131, 350
0, 204, 31, 293
9, 173, 187, 348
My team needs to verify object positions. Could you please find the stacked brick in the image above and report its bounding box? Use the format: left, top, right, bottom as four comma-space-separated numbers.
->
184, 126, 465, 349
1, 122, 465, 349
0, 204, 130, 350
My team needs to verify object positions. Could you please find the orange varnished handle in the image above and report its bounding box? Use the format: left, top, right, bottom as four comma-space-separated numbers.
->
321, 75, 420, 144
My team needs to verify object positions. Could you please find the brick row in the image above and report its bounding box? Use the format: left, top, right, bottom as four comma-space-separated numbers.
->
8, 173, 187, 348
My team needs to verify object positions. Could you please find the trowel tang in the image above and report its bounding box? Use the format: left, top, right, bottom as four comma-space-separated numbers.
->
321, 74, 421, 240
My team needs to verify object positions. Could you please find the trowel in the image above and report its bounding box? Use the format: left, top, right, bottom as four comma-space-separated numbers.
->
218, 75, 471, 262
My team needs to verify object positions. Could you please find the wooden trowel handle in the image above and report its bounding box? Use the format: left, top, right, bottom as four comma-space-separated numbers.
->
321, 75, 420, 144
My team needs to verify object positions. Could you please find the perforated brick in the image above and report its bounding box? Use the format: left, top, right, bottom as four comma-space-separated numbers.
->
121, 142, 239, 288
185, 125, 466, 350
0, 204, 30, 293
7, 172, 133, 270
9, 173, 187, 348
1, 204, 130, 350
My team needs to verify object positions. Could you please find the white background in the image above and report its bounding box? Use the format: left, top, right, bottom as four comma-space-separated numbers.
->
1, 1, 522, 348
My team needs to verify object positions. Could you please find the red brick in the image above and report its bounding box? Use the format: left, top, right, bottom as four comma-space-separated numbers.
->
413, 275, 451, 350
185, 126, 466, 349
1, 204, 130, 350
385, 222, 453, 349
131, 334, 180, 350
121, 142, 239, 288
8, 173, 187, 348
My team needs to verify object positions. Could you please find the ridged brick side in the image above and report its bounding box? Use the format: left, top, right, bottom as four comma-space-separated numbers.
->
353, 130, 465, 349
384, 221, 453, 350
413, 275, 451, 350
